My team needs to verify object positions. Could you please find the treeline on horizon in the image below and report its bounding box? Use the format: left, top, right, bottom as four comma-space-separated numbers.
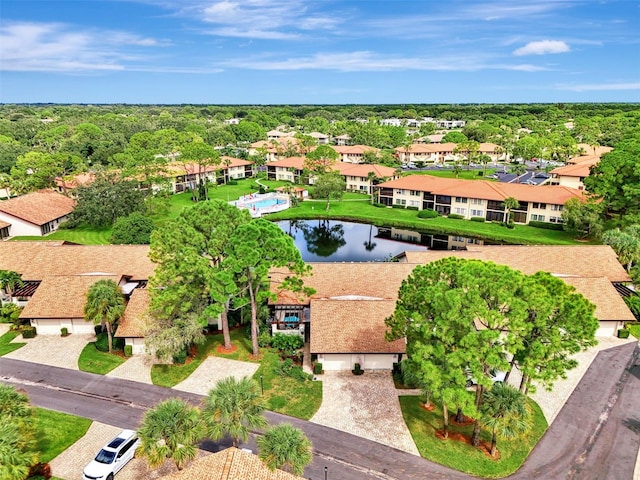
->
1, 102, 639, 179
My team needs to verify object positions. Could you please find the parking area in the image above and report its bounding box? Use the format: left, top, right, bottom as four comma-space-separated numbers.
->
172, 356, 260, 396
50, 422, 204, 480
310, 370, 420, 455
4, 332, 94, 370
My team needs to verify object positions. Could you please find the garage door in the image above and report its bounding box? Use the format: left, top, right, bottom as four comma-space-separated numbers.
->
71, 319, 96, 334
30, 319, 63, 334
596, 321, 619, 338
363, 354, 396, 370
320, 354, 352, 371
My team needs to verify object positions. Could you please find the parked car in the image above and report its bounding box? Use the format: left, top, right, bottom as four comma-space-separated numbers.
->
83, 430, 140, 480
466, 369, 507, 388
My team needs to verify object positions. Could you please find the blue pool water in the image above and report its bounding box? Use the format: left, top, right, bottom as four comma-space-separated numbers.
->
246, 198, 285, 209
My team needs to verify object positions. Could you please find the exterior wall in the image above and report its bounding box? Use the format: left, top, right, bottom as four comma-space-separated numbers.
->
553, 175, 585, 190
318, 353, 398, 370
526, 203, 565, 225
270, 324, 305, 338
125, 337, 146, 355
0, 213, 42, 237
596, 321, 621, 337
344, 176, 372, 193
29, 317, 94, 334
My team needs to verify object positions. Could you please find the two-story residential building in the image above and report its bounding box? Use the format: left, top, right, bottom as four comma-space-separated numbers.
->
164, 157, 254, 193
375, 175, 585, 225
333, 134, 352, 146
395, 142, 506, 165
248, 138, 304, 162
308, 132, 330, 144
0, 190, 75, 237
332, 145, 380, 163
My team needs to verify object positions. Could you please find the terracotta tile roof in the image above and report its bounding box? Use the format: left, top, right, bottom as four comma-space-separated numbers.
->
310, 299, 405, 354
220, 156, 252, 168
333, 145, 379, 155
0, 242, 155, 281
399, 245, 630, 282
0, 190, 75, 225
19, 274, 121, 319
576, 144, 613, 158
377, 175, 586, 205
333, 163, 397, 178
566, 154, 600, 165
563, 277, 636, 321
160, 448, 302, 480
55, 172, 96, 190
551, 161, 596, 178
267, 157, 306, 169
269, 262, 415, 305
115, 287, 149, 338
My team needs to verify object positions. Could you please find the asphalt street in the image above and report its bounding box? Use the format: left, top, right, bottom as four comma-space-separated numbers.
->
1, 341, 638, 480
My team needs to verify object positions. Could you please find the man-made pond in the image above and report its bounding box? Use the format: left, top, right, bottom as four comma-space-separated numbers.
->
276, 220, 489, 262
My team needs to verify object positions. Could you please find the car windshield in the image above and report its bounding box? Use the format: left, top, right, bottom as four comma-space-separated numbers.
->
95, 449, 116, 464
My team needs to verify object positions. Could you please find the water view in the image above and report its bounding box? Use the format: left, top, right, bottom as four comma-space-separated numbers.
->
276, 220, 487, 262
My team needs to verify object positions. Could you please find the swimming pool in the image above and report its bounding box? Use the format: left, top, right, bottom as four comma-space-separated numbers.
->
231, 192, 290, 217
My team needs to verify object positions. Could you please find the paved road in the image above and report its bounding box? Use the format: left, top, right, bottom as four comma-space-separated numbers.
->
1, 341, 639, 480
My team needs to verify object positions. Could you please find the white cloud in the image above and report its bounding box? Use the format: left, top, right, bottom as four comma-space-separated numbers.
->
513, 40, 570, 56
0, 21, 168, 72
557, 82, 640, 92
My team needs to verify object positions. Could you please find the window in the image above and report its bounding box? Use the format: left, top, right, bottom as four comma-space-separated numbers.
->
410, 190, 421, 196
471, 198, 483, 205
455, 207, 466, 215
455, 197, 468, 203
551, 204, 563, 211
531, 214, 546, 222
550, 216, 564, 223
409, 200, 420, 207
395, 198, 406, 206
471, 209, 483, 217
395, 189, 407, 195
532, 202, 547, 209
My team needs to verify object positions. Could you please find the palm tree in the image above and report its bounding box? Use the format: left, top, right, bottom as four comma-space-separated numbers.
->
502, 197, 520, 224
0, 270, 24, 302
202, 376, 267, 447
0, 385, 38, 480
84, 279, 125, 353
479, 383, 531, 457
137, 398, 203, 471
511, 163, 527, 182
257, 423, 312, 476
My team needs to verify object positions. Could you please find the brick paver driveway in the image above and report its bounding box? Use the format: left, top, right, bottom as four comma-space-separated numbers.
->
5, 332, 94, 370
311, 370, 420, 455
107, 354, 155, 384
172, 356, 260, 395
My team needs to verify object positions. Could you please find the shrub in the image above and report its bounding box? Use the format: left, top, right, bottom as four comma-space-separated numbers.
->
617, 329, 630, 339
22, 326, 36, 338
60, 327, 69, 337
373, 202, 386, 208
258, 331, 273, 348
528, 220, 564, 230
124, 345, 133, 357
352, 363, 363, 375
470, 216, 486, 223
227, 180, 238, 185
406, 206, 419, 211
418, 209, 439, 219
506, 221, 515, 229
172, 349, 187, 364
271, 333, 304, 355
477, 171, 484, 176
275, 358, 310, 381
95, 332, 109, 352
110, 212, 155, 245
57, 220, 73, 230
94, 324, 103, 335
1, 303, 23, 327
391, 204, 406, 209
313, 362, 323, 375
259, 185, 266, 194
447, 213, 464, 220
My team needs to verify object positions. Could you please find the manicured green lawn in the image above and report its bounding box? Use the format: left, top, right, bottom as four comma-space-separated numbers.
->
267, 200, 585, 245
400, 396, 548, 478
12, 225, 113, 245
628, 324, 640, 339
0, 329, 25, 356
151, 327, 322, 420
35, 408, 92, 463
78, 343, 126, 374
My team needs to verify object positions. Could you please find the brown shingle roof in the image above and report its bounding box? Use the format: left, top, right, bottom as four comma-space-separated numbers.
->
399, 245, 630, 282
160, 448, 302, 480
269, 263, 415, 305
19, 274, 121, 319
0, 190, 75, 225
310, 299, 405, 354
563, 277, 636, 321
0, 220, 9, 229
0, 243, 155, 280
115, 287, 149, 338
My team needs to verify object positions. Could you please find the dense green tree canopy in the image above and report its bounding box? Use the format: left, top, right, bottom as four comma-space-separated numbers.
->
110, 212, 155, 245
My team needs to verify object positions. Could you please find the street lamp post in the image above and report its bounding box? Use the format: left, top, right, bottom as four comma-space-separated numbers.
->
324, 466, 328, 480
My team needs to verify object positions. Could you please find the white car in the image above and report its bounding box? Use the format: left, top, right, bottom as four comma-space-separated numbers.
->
83, 430, 140, 480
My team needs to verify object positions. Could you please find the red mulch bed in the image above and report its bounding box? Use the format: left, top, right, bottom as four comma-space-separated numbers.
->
216, 344, 238, 354
419, 402, 436, 412
435, 429, 499, 459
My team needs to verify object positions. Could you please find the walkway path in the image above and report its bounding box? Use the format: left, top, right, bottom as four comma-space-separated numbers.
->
173, 356, 260, 395
106, 354, 154, 384
311, 370, 420, 455
4, 332, 93, 370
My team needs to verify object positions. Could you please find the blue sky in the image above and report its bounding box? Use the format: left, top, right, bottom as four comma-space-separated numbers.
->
1, 0, 639, 104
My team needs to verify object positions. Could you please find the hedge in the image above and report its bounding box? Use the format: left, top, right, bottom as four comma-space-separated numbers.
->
470, 216, 486, 222
528, 220, 564, 231
124, 345, 133, 357
22, 326, 37, 339
448, 213, 464, 220
418, 209, 439, 219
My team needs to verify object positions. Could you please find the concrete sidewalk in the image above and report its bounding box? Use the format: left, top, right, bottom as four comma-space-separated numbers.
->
173, 356, 260, 395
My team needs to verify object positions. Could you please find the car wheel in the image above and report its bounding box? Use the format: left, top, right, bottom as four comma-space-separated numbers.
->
107, 474, 114, 480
